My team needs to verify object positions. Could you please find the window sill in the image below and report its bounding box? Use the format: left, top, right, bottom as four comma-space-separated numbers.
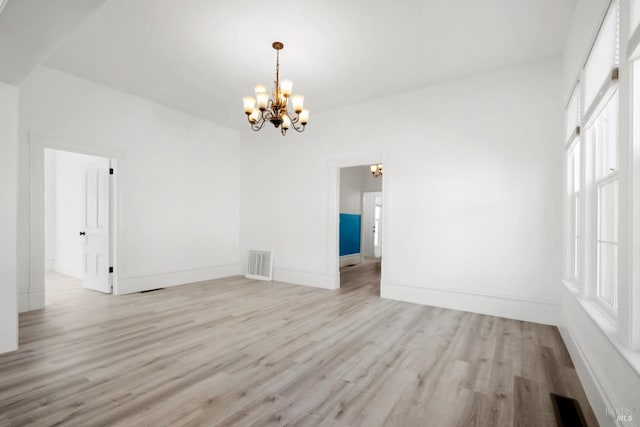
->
561, 280, 640, 376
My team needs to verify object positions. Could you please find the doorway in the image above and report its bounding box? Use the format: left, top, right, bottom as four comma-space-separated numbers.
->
337, 164, 383, 295
44, 148, 114, 305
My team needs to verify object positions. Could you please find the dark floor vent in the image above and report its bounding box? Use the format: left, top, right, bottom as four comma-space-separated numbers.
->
551, 393, 587, 427
140, 288, 164, 294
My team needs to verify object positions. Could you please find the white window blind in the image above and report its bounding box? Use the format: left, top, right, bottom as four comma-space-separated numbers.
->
630, 0, 640, 58
583, 0, 619, 117
565, 83, 580, 142
633, 0, 640, 31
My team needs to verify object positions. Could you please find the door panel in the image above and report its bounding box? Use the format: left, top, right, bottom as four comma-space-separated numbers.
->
82, 159, 111, 293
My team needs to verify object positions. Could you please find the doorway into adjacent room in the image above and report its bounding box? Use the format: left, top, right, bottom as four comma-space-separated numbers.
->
337, 164, 383, 296
44, 148, 115, 305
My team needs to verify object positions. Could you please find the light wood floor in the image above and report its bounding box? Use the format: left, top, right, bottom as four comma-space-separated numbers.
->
0, 263, 597, 426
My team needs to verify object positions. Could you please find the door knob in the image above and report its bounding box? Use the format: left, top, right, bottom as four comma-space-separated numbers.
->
79, 231, 86, 236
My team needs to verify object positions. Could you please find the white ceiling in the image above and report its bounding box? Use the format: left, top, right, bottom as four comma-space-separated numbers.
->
3, 0, 577, 130
0, 0, 108, 85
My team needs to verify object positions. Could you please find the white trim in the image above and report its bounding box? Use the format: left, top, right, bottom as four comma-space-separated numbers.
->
18, 290, 29, 313
562, 280, 640, 376
273, 268, 338, 290
381, 281, 559, 325
339, 254, 362, 267
558, 325, 621, 427
117, 263, 243, 295
18, 288, 45, 312
626, 36, 640, 351
560, 283, 640, 426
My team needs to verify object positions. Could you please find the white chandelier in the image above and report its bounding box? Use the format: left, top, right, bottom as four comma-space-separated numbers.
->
370, 164, 383, 177
243, 41, 309, 136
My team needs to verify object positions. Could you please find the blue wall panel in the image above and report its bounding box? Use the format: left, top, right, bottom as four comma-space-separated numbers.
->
339, 213, 361, 256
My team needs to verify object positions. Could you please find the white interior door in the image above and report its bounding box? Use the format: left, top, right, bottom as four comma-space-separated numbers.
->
362, 192, 382, 258
81, 159, 111, 293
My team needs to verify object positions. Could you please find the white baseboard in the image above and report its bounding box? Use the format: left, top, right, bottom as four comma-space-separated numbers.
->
54, 260, 81, 279
558, 325, 619, 427
381, 281, 559, 325
273, 268, 338, 290
339, 254, 362, 267
18, 288, 45, 312
18, 290, 29, 313
117, 263, 243, 295
0, 340, 17, 354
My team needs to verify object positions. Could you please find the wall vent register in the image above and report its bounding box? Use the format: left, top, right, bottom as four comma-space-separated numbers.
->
246, 250, 274, 281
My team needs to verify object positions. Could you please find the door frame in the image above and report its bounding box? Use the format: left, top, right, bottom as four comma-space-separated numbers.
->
327, 154, 389, 290
28, 133, 119, 310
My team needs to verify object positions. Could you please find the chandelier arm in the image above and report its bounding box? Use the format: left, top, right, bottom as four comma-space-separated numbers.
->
250, 116, 267, 132
285, 111, 306, 133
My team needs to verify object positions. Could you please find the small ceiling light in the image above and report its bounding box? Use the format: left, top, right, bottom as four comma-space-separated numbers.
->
370, 164, 383, 177
243, 41, 309, 136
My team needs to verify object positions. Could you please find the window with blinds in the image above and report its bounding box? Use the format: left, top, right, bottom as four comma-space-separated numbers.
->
583, 0, 619, 120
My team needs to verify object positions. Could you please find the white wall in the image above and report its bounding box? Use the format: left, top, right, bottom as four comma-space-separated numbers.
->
340, 165, 382, 214
18, 66, 242, 311
240, 59, 563, 324
361, 167, 383, 193
45, 149, 109, 278
340, 166, 373, 215
0, 82, 18, 353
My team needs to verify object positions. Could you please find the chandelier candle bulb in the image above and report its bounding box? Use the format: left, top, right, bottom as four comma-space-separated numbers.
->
243, 96, 256, 114
280, 80, 293, 97
292, 95, 304, 113
249, 109, 260, 123
299, 109, 309, 125
282, 114, 291, 129
254, 84, 267, 94
256, 92, 269, 110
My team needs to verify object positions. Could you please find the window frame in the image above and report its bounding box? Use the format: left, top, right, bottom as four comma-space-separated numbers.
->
585, 87, 620, 321
566, 138, 582, 285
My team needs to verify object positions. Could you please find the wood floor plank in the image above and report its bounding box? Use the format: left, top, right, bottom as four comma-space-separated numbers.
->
0, 260, 597, 426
